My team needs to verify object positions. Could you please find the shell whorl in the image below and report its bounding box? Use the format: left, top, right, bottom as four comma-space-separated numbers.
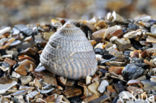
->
40, 23, 97, 79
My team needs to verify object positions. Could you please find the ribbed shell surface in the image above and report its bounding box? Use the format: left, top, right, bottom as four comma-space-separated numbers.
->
40, 23, 97, 79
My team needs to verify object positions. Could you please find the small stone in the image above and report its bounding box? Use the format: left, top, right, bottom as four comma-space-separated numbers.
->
89, 94, 110, 103
146, 35, 156, 43
20, 47, 38, 56
111, 38, 131, 51
90, 40, 97, 46
20, 76, 32, 85
63, 87, 82, 98
141, 80, 156, 90
18, 55, 35, 62
150, 76, 156, 83
11, 72, 21, 78
88, 81, 100, 96
9, 40, 21, 47
44, 94, 57, 102
42, 71, 57, 86
58, 76, 67, 86
128, 23, 139, 30
83, 94, 99, 103
123, 29, 142, 39
55, 95, 70, 103
4, 58, 16, 67
94, 43, 104, 49
0, 27, 11, 36
106, 85, 116, 95
38, 84, 54, 94
14, 95, 25, 103
65, 80, 75, 86
0, 62, 10, 71
118, 91, 135, 100
15, 59, 35, 76
86, 75, 92, 85
82, 85, 92, 97
94, 48, 104, 55
127, 86, 144, 96
0, 81, 17, 94
12, 90, 28, 96
98, 80, 109, 93
151, 25, 156, 34
113, 81, 125, 93
43, 31, 54, 41
96, 54, 103, 61
14, 24, 33, 36
127, 80, 143, 88
122, 64, 144, 80
26, 91, 39, 99
108, 66, 124, 75
92, 25, 122, 41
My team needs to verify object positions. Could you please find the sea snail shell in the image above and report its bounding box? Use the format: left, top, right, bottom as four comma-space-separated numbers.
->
40, 22, 97, 79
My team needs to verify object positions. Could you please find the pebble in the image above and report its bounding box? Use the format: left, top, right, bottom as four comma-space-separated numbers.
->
127, 80, 143, 87
9, 40, 21, 47
89, 94, 110, 103
0, 27, 11, 35
20, 75, 32, 85
118, 91, 135, 100
26, 90, 39, 99
4, 58, 16, 67
0, 81, 17, 94
88, 81, 100, 96
95, 54, 103, 61
41, 72, 57, 86
57, 76, 67, 86
150, 76, 156, 83
113, 81, 125, 93
94, 43, 104, 49
12, 90, 28, 96
92, 25, 122, 41
141, 80, 156, 90
11, 72, 21, 78
123, 29, 142, 39
122, 64, 144, 80
13, 24, 34, 36
94, 48, 104, 55
97, 80, 109, 93
15, 59, 35, 76
108, 66, 124, 75
38, 85, 54, 94
86, 76, 92, 85
150, 24, 156, 34
128, 23, 139, 30
111, 37, 131, 50
63, 87, 82, 98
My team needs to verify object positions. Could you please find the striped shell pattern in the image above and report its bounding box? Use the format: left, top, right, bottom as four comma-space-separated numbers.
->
40, 23, 97, 79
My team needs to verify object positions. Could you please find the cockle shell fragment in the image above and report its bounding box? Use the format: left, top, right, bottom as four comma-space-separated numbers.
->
40, 22, 97, 79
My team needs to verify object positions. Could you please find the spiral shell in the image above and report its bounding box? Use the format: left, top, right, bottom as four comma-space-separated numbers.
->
40, 23, 97, 79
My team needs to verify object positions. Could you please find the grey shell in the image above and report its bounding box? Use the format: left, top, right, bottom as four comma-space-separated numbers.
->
40, 23, 97, 79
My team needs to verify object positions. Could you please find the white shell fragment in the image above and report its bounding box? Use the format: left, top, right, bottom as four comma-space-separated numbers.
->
0, 81, 17, 94
98, 80, 109, 93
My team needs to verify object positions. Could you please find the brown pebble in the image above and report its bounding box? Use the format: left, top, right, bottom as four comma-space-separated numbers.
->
63, 87, 82, 98
92, 25, 121, 41
42, 71, 58, 86
4, 58, 16, 67
15, 59, 35, 75
90, 40, 97, 46
44, 94, 56, 102
108, 66, 124, 75
18, 55, 35, 62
